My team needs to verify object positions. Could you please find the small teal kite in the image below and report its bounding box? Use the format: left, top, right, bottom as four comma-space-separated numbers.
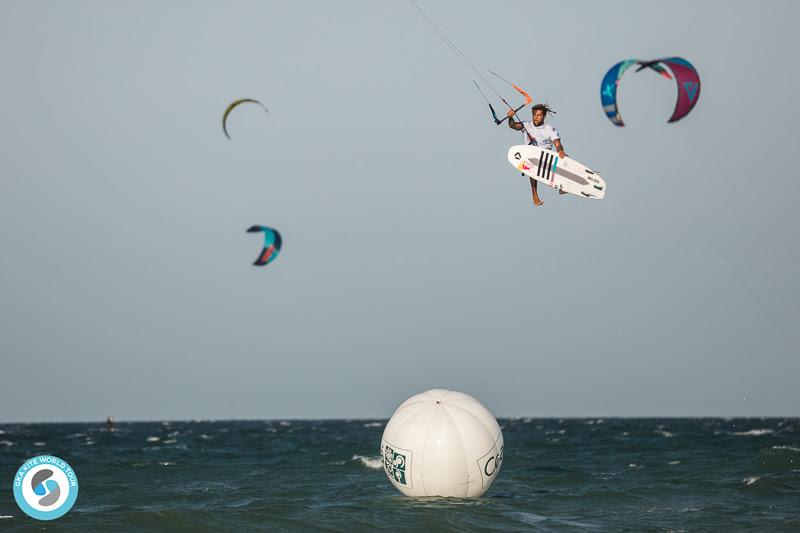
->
246, 225, 282, 267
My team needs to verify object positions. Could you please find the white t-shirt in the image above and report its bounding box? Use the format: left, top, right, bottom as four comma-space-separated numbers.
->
521, 122, 560, 150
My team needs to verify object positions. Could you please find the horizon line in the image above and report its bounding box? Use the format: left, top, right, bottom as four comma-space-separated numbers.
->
2, 414, 798, 425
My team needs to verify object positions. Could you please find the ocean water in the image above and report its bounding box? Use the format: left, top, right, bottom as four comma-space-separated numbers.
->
0, 418, 798, 531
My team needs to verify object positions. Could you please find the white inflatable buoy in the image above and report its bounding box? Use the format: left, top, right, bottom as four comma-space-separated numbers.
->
380, 389, 504, 498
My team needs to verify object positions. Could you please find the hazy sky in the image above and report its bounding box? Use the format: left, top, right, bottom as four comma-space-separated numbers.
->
1, 0, 798, 422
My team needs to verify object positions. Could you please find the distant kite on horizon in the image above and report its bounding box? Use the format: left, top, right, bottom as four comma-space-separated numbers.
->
222, 98, 269, 139
246, 225, 282, 267
600, 57, 700, 126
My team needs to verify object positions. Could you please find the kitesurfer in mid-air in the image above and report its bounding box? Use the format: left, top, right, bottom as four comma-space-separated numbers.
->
507, 104, 566, 206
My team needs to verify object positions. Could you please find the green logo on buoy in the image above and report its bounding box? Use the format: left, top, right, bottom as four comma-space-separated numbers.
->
382, 443, 411, 487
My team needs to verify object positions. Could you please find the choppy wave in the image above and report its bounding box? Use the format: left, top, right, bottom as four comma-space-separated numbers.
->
508, 511, 546, 525
507, 511, 597, 529
733, 429, 774, 436
740, 474, 799, 494
757, 444, 800, 470
352, 454, 383, 470
772, 445, 800, 452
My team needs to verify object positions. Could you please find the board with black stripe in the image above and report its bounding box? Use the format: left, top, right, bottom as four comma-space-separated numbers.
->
507, 145, 606, 200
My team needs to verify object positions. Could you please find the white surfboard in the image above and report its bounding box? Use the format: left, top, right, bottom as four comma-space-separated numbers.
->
507, 145, 606, 199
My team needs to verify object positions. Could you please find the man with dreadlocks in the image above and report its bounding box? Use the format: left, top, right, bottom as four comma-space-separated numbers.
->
507, 104, 566, 206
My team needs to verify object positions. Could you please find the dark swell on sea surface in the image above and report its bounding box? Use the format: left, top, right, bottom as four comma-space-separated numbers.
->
0, 418, 798, 531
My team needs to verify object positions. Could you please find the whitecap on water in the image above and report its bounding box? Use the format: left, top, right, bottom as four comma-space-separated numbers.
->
33, 442, 45, 447
0, 440, 14, 447
352, 454, 383, 470
772, 445, 800, 452
508, 512, 596, 529
363, 422, 383, 428
146, 436, 161, 443
508, 512, 547, 525
743, 476, 760, 486
733, 429, 774, 436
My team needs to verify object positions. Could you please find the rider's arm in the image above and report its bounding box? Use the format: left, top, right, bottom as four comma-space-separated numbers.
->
506, 110, 523, 131
553, 138, 566, 158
